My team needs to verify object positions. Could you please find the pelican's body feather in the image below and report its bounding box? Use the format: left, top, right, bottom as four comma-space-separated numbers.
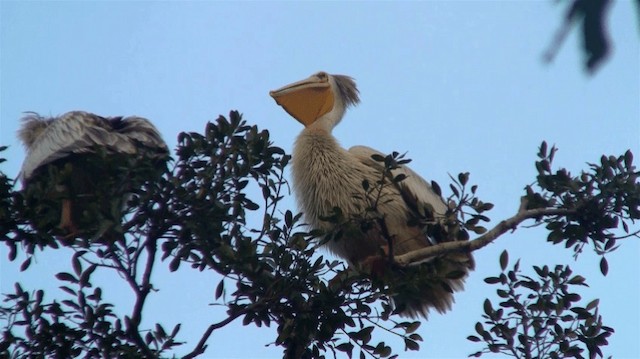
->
292, 133, 445, 262
19, 111, 167, 181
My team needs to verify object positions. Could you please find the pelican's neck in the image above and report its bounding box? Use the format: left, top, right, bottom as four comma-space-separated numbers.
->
304, 118, 332, 134
305, 102, 345, 134
291, 111, 352, 228
293, 112, 345, 157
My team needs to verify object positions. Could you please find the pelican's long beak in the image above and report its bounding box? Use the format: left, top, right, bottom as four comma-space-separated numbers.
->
269, 73, 335, 127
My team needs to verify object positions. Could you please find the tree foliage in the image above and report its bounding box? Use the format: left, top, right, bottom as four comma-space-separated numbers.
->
469, 252, 614, 359
0, 112, 638, 358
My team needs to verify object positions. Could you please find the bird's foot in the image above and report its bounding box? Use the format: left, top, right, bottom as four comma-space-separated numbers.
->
361, 251, 391, 279
58, 219, 81, 244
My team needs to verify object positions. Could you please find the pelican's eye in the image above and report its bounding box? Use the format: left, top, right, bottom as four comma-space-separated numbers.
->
316, 72, 328, 80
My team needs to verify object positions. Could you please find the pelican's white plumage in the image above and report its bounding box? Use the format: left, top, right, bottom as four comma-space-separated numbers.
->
271, 72, 474, 318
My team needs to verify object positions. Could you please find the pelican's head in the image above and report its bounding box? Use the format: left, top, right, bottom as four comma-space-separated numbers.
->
270, 71, 360, 129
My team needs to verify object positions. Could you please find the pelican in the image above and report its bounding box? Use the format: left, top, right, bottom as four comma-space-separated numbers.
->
18, 111, 168, 236
270, 71, 474, 318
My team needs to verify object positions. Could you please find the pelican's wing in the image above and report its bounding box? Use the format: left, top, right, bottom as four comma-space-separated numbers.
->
117, 116, 169, 153
348, 145, 448, 218
19, 111, 138, 181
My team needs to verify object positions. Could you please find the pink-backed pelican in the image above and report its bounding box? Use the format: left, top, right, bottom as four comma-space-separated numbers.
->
18, 111, 168, 235
270, 71, 474, 318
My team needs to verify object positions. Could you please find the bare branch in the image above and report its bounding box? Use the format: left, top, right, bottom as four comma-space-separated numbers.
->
182, 307, 249, 359
394, 199, 575, 266
131, 241, 155, 321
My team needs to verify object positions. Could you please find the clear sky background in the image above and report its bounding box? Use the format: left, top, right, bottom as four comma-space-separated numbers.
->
1, 1, 638, 358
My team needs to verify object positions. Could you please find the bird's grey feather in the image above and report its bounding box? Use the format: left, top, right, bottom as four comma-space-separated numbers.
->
18, 111, 167, 182
333, 75, 360, 107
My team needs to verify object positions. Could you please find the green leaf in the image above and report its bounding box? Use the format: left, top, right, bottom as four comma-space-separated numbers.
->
285, 210, 293, 227
483, 299, 493, 315
59, 286, 77, 296
520, 280, 540, 291
604, 238, 616, 251
169, 256, 181, 272
499, 250, 509, 271
145, 331, 153, 345
373, 342, 391, 357
539, 141, 548, 158
570, 307, 591, 319
244, 200, 260, 211
624, 150, 633, 170
565, 293, 581, 303
62, 299, 80, 310
351, 326, 374, 343
170, 323, 181, 338
79, 264, 97, 287
467, 335, 481, 342
20, 257, 31, 271
586, 299, 600, 311
533, 265, 546, 277
480, 202, 494, 211
362, 179, 370, 191
261, 185, 271, 200
450, 184, 460, 198
404, 338, 420, 351
72, 251, 84, 276
405, 321, 420, 334
472, 226, 487, 234
458, 172, 469, 186
568, 275, 587, 286
155, 323, 167, 338
393, 174, 407, 183
599, 257, 609, 276
56, 272, 78, 283
336, 342, 354, 357
215, 280, 224, 300
431, 181, 442, 196
547, 229, 564, 244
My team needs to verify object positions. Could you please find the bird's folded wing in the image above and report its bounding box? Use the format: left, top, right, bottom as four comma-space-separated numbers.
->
117, 117, 169, 153
348, 145, 448, 218
20, 112, 137, 180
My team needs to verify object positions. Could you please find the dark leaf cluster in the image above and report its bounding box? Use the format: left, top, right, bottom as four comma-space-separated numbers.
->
444, 171, 494, 240
1, 121, 634, 358
468, 250, 614, 359
526, 141, 639, 274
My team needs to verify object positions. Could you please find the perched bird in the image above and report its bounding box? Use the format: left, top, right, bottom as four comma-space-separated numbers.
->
18, 111, 168, 237
270, 71, 474, 318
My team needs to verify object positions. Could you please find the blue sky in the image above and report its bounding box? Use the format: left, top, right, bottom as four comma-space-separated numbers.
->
1, 1, 638, 358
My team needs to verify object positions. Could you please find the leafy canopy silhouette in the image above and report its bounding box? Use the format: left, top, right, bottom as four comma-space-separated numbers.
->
1, 111, 638, 358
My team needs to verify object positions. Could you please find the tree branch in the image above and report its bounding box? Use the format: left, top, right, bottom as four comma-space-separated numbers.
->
394, 199, 575, 266
182, 306, 249, 359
